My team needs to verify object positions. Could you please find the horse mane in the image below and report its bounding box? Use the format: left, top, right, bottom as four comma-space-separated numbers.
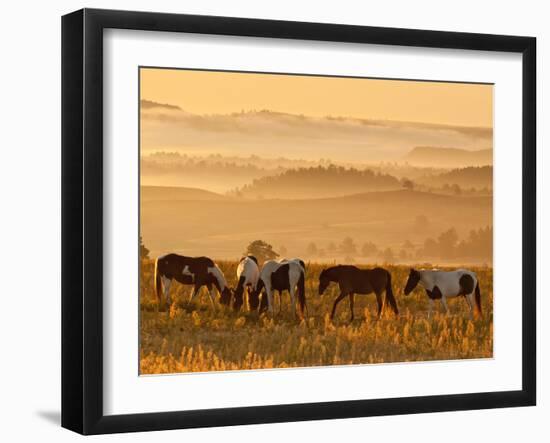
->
198, 256, 216, 267
320, 266, 338, 278
239, 255, 258, 265
324, 264, 356, 273
208, 264, 227, 290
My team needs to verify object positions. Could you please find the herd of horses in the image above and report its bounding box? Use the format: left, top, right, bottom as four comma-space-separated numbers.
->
153, 253, 483, 322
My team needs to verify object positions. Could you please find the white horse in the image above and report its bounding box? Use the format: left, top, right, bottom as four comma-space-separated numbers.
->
234, 256, 260, 311
403, 268, 482, 319
250, 259, 306, 318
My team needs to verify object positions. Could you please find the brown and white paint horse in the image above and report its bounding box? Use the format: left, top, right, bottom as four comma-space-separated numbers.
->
234, 256, 260, 311
404, 268, 481, 319
250, 259, 307, 319
153, 254, 232, 309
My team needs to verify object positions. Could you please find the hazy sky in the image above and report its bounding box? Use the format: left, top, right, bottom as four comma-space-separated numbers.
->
140, 68, 493, 127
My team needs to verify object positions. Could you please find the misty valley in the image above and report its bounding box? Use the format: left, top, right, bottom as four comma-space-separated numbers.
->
140, 150, 492, 266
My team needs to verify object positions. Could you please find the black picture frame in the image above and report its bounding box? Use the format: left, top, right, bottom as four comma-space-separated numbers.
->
62, 8, 536, 435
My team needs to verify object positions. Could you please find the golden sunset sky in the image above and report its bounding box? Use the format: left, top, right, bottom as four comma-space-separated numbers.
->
140, 68, 493, 128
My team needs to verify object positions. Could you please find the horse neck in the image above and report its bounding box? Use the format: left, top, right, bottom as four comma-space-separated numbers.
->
326, 267, 340, 282
417, 270, 433, 288
210, 265, 227, 290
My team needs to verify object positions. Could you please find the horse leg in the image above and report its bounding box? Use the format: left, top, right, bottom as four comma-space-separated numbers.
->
189, 284, 201, 304
428, 298, 434, 319
161, 276, 172, 307
375, 292, 385, 320
465, 293, 475, 320
206, 282, 217, 310
330, 292, 348, 321
348, 293, 355, 323
277, 291, 283, 316
441, 295, 449, 315
266, 288, 275, 316
258, 289, 268, 313
288, 287, 297, 319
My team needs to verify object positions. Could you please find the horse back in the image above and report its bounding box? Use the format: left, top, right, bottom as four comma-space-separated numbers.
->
271, 263, 291, 291
237, 257, 260, 284
429, 269, 476, 297
339, 266, 388, 294
157, 254, 214, 281
361, 267, 389, 294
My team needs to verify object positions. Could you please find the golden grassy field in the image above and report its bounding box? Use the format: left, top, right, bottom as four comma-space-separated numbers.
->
139, 260, 493, 374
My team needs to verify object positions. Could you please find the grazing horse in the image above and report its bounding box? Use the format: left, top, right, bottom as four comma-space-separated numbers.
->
271, 258, 306, 313
250, 259, 306, 318
234, 256, 260, 311
318, 265, 398, 322
153, 253, 232, 309
403, 268, 481, 319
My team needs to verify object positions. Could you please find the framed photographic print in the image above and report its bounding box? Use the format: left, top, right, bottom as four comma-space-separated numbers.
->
61, 8, 536, 435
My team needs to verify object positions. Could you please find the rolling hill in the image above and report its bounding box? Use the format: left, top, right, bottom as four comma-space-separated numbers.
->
140, 186, 228, 202
234, 165, 402, 199
141, 187, 492, 260
416, 166, 493, 190
403, 146, 493, 167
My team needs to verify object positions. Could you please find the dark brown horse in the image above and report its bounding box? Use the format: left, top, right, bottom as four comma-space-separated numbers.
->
318, 265, 398, 322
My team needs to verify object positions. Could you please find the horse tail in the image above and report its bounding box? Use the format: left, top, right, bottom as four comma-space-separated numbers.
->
385, 271, 399, 316
256, 278, 268, 312
236, 275, 246, 293
154, 258, 162, 305
475, 281, 482, 315
297, 270, 307, 318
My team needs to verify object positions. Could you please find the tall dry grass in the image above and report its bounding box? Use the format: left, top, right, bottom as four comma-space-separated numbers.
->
140, 260, 493, 374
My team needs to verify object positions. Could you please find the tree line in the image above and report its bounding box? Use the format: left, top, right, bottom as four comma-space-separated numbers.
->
141, 228, 491, 267
234, 164, 401, 198
299, 226, 492, 263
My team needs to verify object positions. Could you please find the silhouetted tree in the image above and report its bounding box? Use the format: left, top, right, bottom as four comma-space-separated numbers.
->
456, 226, 493, 259
437, 228, 459, 257
402, 239, 414, 249
380, 247, 395, 263
140, 236, 150, 260
339, 237, 357, 255
306, 242, 318, 256
402, 178, 415, 190
422, 238, 438, 257
245, 240, 279, 263
361, 241, 378, 256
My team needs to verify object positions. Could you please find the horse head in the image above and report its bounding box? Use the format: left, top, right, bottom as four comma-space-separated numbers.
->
219, 286, 233, 306
404, 268, 421, 295
318, 269, 331, 295
233, 286, 244, 311
248, 279, 265, 311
